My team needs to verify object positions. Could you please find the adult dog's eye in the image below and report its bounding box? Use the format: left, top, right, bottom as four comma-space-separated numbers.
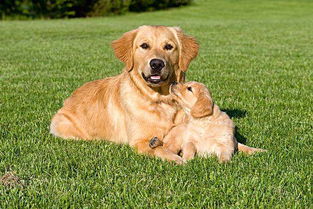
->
164, 44, 173, 50
187, 87, 193, 92
140, 43, 149, 49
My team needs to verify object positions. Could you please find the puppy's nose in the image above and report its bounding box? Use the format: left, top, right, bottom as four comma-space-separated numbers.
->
171, 81, 178, 85
150, 59, 165, 71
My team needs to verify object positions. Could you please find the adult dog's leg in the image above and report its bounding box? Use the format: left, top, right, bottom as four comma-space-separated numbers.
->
50, 112, 89, 139
134, 139, 184, 164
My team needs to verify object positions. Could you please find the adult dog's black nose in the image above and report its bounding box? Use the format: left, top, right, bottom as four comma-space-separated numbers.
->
150, 59, 165, 71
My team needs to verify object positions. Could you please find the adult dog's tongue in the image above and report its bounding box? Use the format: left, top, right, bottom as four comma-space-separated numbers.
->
151, 75, 161, 80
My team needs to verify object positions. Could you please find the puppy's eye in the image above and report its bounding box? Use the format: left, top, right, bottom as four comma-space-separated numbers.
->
164, 44, 173, 50
187, 87, 193, 92
140, 43, 149, 49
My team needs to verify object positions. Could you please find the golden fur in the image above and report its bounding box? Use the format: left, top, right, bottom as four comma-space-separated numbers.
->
153, 81, 266, 163
50, 25, 199, 164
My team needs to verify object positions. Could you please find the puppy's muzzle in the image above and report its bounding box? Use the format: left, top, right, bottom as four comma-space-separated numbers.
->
170, 81, 179, 94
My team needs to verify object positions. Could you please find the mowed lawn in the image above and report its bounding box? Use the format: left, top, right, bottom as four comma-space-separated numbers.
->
1, 0, 312, 207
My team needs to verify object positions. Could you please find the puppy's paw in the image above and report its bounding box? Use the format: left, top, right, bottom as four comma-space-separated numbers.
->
217, 153, 232, 163
173, 156, 186, 165
149, 137, 163, 149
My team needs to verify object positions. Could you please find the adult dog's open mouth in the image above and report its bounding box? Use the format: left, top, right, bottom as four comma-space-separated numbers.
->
142, 73, 168, 84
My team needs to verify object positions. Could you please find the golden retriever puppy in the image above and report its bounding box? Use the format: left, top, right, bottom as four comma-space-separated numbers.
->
50, 26, 199, 164
150, 81, 266, 162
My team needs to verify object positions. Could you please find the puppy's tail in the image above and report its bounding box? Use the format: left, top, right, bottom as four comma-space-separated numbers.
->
237, 143, 267, 155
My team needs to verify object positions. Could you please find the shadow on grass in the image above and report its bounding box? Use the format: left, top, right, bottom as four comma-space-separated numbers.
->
222, 109, 247, 144
234, 127, 247, 144
222, 109, 247, 119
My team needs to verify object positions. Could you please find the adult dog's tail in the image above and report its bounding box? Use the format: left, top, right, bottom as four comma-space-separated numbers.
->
237, 143, 266, 154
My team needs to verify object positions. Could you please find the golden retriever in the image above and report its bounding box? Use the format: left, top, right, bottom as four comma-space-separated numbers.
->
50, 25, 199, 164
149, 81, 266, 162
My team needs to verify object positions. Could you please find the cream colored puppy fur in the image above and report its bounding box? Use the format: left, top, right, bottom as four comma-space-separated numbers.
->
151, 81, 266, 162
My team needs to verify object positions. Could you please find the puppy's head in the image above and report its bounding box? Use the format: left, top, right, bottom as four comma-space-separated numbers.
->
112, 26, 199, 88
170, 81, 213, 118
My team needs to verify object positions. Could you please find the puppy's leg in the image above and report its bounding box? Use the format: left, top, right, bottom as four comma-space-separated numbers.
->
134, 139, 184, 164
217, 149, 233, 163
182, 142, 196, 161
149, 135, 182, 156
145, 124, 186, 163
210, 142, 234, 163
174, 109, 187, 125
164, 137, 182, 155
163, 124, 185, 154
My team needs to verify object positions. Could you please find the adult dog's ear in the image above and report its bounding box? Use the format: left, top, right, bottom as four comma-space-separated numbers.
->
112, 29, 137, 72
173, 27, 199, 72
191, 91, 213, 118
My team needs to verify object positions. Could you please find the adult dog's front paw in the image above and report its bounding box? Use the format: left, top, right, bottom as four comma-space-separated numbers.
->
149, 137, 163, 149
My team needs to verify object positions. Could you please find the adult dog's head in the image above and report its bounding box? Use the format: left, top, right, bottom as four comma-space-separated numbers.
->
112, 25, 199, 89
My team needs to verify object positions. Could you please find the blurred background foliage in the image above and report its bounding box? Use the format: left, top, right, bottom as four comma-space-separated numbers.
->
0, 0, 192, 19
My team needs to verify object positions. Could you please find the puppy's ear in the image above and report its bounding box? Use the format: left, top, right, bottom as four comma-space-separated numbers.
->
191, 91, 213, 118
112, 29, 137, 72
173, 27, 199, 72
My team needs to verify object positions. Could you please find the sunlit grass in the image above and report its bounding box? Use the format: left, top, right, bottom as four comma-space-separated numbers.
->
0, 0, 312, 207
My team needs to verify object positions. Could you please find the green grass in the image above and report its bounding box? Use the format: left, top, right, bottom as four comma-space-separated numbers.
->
1, 0, 312, 208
